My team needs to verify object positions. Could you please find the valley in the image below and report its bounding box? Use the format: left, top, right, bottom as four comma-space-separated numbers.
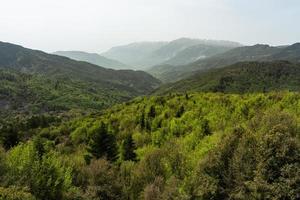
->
0, 39, 299, 200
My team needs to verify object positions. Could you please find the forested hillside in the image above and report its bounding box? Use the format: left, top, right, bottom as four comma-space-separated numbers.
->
0, 41, 161, 95
0, 92, 299, 199
149, 43, 300, 82
0, 69, 134, 117
155, 61, 300, 94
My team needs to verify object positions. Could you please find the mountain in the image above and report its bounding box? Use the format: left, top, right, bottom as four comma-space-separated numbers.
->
155, 61, 300, 94
162, 43, 235, 65
269, 43, 300, 62
101, 41, 167, 69
149, 43, 300, 82
101, 38, 240, 69
147, 38, 240, 66
53, 51, 129, 70
0, 41, 161, 115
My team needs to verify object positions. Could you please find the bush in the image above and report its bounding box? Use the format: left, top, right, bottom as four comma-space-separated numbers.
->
0, 186, 36, 200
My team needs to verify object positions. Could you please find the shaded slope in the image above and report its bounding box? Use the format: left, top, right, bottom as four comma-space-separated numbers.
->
155, 61, 300, 94
0, 69, 131, 116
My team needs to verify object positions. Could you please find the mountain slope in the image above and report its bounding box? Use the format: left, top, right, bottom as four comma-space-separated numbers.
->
53, 51, 129, 70
9, 91, 297, 199
101, 41, 167, 69
155, 61, 300, 94
269, 43, 300, 62
0, 69, 130, 116
0, 41, 161, 116
102, 38, 240, 69
162, 43, 235, 65
0, 41, 160, 95
150, 38, 240, 66
149, 43, 300, 82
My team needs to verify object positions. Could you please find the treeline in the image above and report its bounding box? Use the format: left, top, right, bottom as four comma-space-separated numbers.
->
0, 92, 299, 199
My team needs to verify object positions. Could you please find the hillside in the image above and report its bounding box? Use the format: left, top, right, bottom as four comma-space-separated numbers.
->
163, 43, 235, 65
102, 38, 240, 69
53, 51, 130, 70
0, 41, 160, 96
149, 43, 300, 82
155, 61, 300, 94
0, 69, 136, 118
270, 43, 300, 62
1, 92, 299, 199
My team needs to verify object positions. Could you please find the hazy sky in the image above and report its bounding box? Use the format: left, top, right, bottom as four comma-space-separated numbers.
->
0, 0, 299, 53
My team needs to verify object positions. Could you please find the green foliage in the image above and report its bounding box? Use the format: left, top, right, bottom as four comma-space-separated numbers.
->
0, 92, 300, 199
156, 61, 300, 94
120, 134, 137, 161
189, 111, 300, 200
82, 159, 122, 200
86, 122, 117, 162
0, 186, 36, 200
0, 123, 19, 149
5, 142, 72, 200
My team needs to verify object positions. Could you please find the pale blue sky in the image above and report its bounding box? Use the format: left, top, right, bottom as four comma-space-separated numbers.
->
0, 0, 299, 52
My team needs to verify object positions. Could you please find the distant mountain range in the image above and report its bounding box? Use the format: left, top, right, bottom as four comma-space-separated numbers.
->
148, 43, 300, 82
101, 38, 241, 69
53, 51, 129, 70
101, 41, 167, 69
155, 61, 300, 94
0, 41, 160, 115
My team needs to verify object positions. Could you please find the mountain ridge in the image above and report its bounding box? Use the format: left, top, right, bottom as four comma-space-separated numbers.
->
53, 50, 130, 70
154, 60, 300, 94
0, 41, 161, 116
101, 38, 241, 69
148, 43, 300, 82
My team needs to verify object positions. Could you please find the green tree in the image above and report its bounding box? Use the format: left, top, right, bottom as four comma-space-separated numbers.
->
86, 122, 117, 162
140, 112, 145, 130
148, 105, 156, 118
0, 147, 6, 182
33, 136, 45, 159
201, 119, 211, 136
175, 105, 185, 118
249, 123, 300, 199
0, 124, 19, 150
120, 134, 136, 161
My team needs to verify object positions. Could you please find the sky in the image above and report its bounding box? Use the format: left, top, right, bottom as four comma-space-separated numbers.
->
0, 0, 299, 53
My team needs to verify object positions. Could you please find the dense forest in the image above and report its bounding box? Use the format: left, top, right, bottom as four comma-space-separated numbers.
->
155, 61, 300, 94
0, 92, 299, 199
